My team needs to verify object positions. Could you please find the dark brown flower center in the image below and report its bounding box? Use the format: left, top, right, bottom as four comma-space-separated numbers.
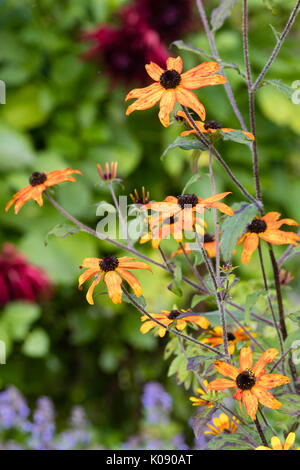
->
227, 332, 235, 341
204, 120, 222, 130
247, 219, 267, 234
177, 193, 198, 209
203, 233, 215, 243
167, 310, 181, 320
236, 369, 256, 390
160, 69, 181, 89
29, 172, 47, 187
99, 256, 119, 272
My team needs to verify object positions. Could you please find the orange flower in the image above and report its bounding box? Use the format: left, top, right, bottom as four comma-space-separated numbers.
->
238, 212, 300, 264
189, 380, 214, 408
145, 193, 233, 234
125, 56, 226, 127
176, 111, 254, 140
79, 256, 151, 305
140, 309, 210, 337
5, 169, 82, 214
207, 347, 290, 420
205, 412, 239, 435
129, 187, 150, 205
171, 233, 219, 258
256, 433, 296, 450
97, 161, 118, 182
202, 326, 254, 355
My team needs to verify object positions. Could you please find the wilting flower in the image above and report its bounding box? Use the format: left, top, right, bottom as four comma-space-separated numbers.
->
189, 380, 213, 408
82, 21, 168, 85
0, 243, 52, 307
145, 193, 233, 234
140, 309, 210, 337
202, 326, 254, 355
176, 111, 254, 140
171, 233, 219, 258
6, 169, 81, 214
79, 256, 151, 305
97, 162, 118, 182
238, 212, 300, 264
207, 347, 290, 420
205, 413, 239, 435
279, 269, 294, 285
256, 433, 296, 451
125, 56, 226, 127
121, 0, 195, 43
129, 187, 150, 205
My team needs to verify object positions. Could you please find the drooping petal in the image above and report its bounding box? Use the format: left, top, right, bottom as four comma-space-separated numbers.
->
145, 62, 164, 81
283, 432, 295, 450
117, 268, 143, 297
86, 273, 103, 305
104, 271, 123, 304
259, 229, 300, 246
242, 390, 258, 420
241, 233, 259, 264
239, 347, 253, 371
207, 202, 234, 216
176, 87, 206, 120
140, 321, 156, 334
233, 389, 242, 401
158, 90, 176, 127
125, 83, 164, 114
257, 374, 290, 389
213, 360, 239, 379
251, 385, 282, 410
252, 348, 279, 377
270, 436, 283, 450
166, 56, 183, 73
78, 269, 99, 288
206, 378, 237, 390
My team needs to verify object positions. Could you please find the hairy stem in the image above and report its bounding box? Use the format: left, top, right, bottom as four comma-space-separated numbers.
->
254, 417, 268, 447
108, 181, 133, 249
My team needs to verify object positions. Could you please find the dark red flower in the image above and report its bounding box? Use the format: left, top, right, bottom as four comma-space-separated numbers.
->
0, 243, 52, 307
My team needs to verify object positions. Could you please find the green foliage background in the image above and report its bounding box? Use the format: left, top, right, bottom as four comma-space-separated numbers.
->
0, 0, 299, 446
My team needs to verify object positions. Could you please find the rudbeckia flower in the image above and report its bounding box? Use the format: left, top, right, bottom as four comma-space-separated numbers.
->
145, 193, 233, 233
97, 162, 118, 182
176, 111, 255, 140
140, 309, 210, 337
202, 326, 254, 355
238, 212, 300, 264
171, 233, 219, 258
79, 256, 152, 305
125, 56, 226, 127
205, 413, 239, 435
256, 433, 296, 451
5, 169, 82, 214
129, 187, 150, 205
189, 380, 213, 408
207, 347, 290, 420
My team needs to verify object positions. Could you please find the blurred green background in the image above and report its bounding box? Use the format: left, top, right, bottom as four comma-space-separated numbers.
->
0, 0, 299, 446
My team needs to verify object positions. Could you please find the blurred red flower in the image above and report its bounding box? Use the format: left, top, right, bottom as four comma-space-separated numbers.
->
0, 243, 52, 307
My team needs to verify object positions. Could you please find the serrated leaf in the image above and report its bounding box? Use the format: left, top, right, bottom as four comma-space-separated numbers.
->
161, 137, 206, 160
211, 0, 239, 32
45, 223, 80, 246
207, 432, 254, 450
220, 202, 258, 262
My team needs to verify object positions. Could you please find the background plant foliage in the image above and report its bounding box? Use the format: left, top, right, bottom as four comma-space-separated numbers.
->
0, 0, 299, 447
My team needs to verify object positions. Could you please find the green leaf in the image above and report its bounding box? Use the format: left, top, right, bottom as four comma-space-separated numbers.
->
263, 79, 296, 100
22, 328, 50, 358
220, 202, 258, 262
219, 130, 253, 145
244, 290, 264, 324
44, 223, 80, 246
161, 137, 206, 159
281, 246, 300, 263
170, 264, 183, 297
211, 0, 239, 32
207, 432, 254, 450
2, 301, 41, 341
122, 292, 147, 309
192, 406, 215, 438
182, 173, 202, 195
0, 124, 36, 170
277, 393, 300, 417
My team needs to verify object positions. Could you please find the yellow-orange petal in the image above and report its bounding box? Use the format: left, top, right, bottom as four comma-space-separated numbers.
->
242, 390, 258, 420
257, 374, 290, 389
118, 261, 152, 271
251, 385, 282, 410
259, 229, 300, 246
284, 433, 295, 450
208, 202, 234, 216
104, 271, 123, 304
78, 269, 99, 288
176, 87, 206, 121
239, 347, 253, 371
86, 273, 103, 305
126, 83, 164, 114
241, 233, 259, 264
256, 446, 272, 450
166, 56, 183, 73
80, 257, 101, 269
180, 61, 220, 82
158, 89, 176, 127
271, 436, 283, 450
261, 212, 281, 225
206, 378, 237, 390
145, 61, 164, 81
117, 268, 143, 297
182, 73, 226, 90
214, 360, 239, 380
252, 348, 279, 377
140, 321, 156, 334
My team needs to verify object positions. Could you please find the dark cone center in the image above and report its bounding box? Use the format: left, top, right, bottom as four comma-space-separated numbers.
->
204, 120, 222, 130
160, 69, 181, 89
236, 369, 256, 390
177, 193, 198, 209
248, 219, 267, 234
29, 172, 47, 186
203, 233, 215, 243
99, 256, 119, 272
227, 332, 235, 341
167, 310, 181, 320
